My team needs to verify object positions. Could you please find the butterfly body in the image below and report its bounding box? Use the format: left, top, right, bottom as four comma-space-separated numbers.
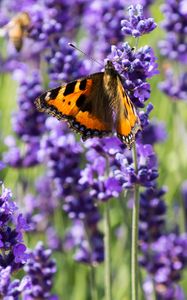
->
35, 61, 141, 148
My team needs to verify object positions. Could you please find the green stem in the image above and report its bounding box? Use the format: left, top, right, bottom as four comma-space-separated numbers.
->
131, 142, 140, 300
89, 265, 98, 300
84, 222, 98, 300
104, 200, 112, 300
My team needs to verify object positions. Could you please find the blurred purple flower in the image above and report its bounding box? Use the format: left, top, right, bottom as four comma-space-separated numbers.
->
139, 187, 167, 245
23, 242, 58, 299
141, 120, 167, 145
65, 221, 104, 265
83, 0, 125, 60
0, 266, 31, 299
3, 70, 45, 168
151, 234, 187, 300
159, 33, 187, 63
46, 37, 87, 88
159, 0, 187, 101
159, 69, 187, 101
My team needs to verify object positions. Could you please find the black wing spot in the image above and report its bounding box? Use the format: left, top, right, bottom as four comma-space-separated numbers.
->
76, 94, 92, 112
63, 99, 65, 102
76, 94, 86, 108
79, 79, 87, 90
63, 81, 77, 96
68, 101, 71, 105
49, 86, 61, 99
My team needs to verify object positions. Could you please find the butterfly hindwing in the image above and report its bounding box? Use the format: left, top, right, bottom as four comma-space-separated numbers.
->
35, 74, 113, 140
116, 77, 141, 147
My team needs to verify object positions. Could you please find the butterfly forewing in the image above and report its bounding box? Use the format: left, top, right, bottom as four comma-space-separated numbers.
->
35, 75, 113, 140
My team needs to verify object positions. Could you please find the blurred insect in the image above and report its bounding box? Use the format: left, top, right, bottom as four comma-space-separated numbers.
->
0, 12, 30, 51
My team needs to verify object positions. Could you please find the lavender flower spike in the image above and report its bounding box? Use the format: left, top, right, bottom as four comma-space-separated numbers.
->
0, 184, 30, 271
23, 242, 58, 300
121, 4, 157, 37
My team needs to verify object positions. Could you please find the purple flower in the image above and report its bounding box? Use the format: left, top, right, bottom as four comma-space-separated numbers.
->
83, 0, 125, 60
79, 137, 123, 202
140, 120, 167, 145
161, 0, 187, 35
159, 33, 187, 63
139, 187, 167, 244
3, 71, 45, 168
0, 266, 31, 299
64, 221, 104, 265
159, 69, 187, 101
110, 42, 158, 107
121, 4, 157, 37
46, 37, 87, 88
36, 117, 103, 262
28, 0, 87, 43
150, 234, 187, 299
159, 0, 187, 100
115, 144, 158, 189
0, 184, 29, 271
46, 226, 62, 252
13, 244, 29, 264
23, 242, 58, 299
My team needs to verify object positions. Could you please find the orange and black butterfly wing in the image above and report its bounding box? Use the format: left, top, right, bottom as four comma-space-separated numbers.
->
35, 74, 113, 140
116, 77, 141, 148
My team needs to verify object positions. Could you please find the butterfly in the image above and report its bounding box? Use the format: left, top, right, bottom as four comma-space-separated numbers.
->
0, 12, 30, 51
35, 60, 141, 148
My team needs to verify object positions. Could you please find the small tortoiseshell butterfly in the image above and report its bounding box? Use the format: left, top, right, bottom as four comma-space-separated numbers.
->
35, 60, 141, 148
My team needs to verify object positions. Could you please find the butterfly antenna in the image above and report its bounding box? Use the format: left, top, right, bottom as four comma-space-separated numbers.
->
68, 43, 103, 67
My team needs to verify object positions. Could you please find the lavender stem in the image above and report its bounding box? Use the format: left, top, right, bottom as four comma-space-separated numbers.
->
84, 222, 98, 300
104, 200, 112, 300
131, 142, 139, 300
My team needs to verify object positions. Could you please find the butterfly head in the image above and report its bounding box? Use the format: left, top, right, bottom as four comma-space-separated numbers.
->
105, 60, 118, 77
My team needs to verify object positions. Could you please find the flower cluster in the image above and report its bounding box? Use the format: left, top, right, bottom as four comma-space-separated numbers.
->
79, 137, 123, 201
3, 70, 45, 168
111, 43, 158, 107
139, 186, 167, 245
38, 118, 104, 264
121, 4, 156, 37
64, 220, 104, 264
23, 242, 58, 299
159, 0, 187, 63
0, 266, 31, 299
141, 234, 187, 300
0, 184, 29, 271
0, 183, 33, 299
159, 69, 187, 101
45, 37, 87, 88
158, 0, 187, 100
115, 143, 158, 189
83, 0, 125, 60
